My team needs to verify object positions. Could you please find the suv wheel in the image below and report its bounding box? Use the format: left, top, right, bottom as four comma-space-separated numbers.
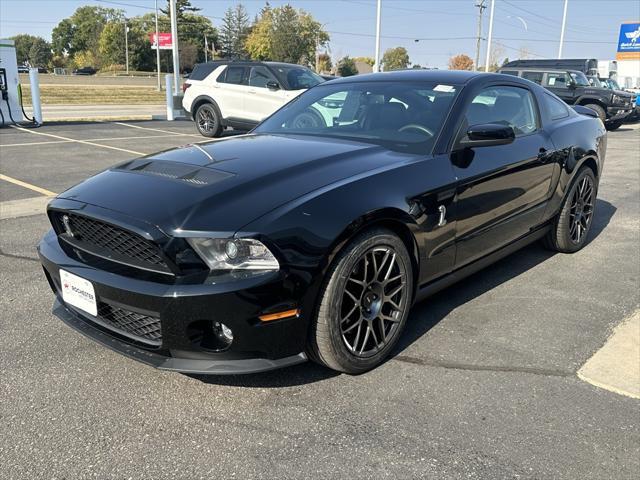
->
195, 103, 222, 137
583, 103, 606, 123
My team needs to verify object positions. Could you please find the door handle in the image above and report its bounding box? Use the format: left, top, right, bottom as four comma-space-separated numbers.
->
437, 205, 447, 227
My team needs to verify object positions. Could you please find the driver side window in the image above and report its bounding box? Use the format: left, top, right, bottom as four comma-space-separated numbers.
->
465, 86, 538, 137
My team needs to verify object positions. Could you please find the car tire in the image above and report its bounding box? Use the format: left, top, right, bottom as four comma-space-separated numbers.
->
195, 103, 223, 137
309, 228, 414, 374
605, 120, 623, 131
583, 103, 606, 123
544, 167, 597, 253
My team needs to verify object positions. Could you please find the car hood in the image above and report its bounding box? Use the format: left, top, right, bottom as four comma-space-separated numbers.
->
57, 134, 410, 235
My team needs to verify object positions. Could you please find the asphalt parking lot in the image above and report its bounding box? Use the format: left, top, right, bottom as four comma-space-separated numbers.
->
1, 120, 639, 479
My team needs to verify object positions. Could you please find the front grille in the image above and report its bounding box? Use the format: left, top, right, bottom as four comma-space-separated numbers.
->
97, 302, 162, 345
54, 212, 171, 273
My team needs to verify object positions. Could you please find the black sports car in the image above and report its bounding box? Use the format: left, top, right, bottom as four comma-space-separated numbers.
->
38, 70, 606, 374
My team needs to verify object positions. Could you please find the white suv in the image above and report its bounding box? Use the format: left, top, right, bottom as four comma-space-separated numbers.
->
183, 61, 325, 137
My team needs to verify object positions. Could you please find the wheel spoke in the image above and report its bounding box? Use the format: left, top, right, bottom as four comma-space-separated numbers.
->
359, 325, 371, 354
343, 317, 362, 333
383, 253, 396, 281
341, 303, 359, 323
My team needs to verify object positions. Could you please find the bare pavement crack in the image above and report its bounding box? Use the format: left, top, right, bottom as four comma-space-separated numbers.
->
0, 247, 40, 263
392, 355, 573, 377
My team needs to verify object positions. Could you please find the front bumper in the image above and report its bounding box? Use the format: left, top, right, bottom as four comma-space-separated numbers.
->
39, 229, 309, 375
606, 106, 633, 122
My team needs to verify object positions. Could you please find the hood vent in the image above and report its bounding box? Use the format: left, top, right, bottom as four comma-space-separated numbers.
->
114, 159, 233, 187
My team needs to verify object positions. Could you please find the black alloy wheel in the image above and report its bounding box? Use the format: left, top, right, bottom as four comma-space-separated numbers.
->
195, 103, 222, 137
568, 174, 595, 245
340, 247, 408, 357
544, 167, 597, 253
310, 229, 413, 374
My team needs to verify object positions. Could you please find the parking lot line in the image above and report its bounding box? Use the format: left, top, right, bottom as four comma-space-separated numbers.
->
9, 125, 144, 156
0, 174, 57, 197
114, 121, 202, 138
0, 195, 52, 220
0, 133, 195, 148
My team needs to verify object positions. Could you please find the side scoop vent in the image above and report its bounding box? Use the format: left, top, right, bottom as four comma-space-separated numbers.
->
114, 159, 233, 187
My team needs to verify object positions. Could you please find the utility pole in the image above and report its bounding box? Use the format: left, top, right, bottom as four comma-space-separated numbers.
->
204, 36, 208, 63
169, 0, 180, 96
474, 0, 486, 71
484, 0, 495, 72
558, 0, 568, 58
124, 19, 129, 75
373, 0, 382, 72
154, 0, 161, 91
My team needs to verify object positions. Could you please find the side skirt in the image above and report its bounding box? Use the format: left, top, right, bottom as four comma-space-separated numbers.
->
414, 224, 550, 304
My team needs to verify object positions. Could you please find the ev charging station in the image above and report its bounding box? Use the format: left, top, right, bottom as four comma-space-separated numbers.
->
0, 39, 42, 127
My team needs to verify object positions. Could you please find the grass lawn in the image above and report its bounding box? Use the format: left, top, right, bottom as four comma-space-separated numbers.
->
21, 85, 166, 105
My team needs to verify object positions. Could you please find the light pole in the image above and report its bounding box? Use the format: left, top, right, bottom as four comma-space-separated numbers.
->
373, 0, 382, 72
169, 0, 180, 96
474, 0, 486, 71
558, 0, 569, 58
484, 0, 495, 72
124, 19, 129, 75
155, 0, 161, 91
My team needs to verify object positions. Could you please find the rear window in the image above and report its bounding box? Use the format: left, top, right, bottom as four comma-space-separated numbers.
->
189, 63, 221, 81
501, 70, 519, 76
543, 93, 570, 120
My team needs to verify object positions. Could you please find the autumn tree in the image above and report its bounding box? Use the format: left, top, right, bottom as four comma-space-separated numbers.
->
245, 5, 329, 66
381, 47, 410, 71
52, 6, 122, 57
448, 54, 474, 71
337, 56, 358, 77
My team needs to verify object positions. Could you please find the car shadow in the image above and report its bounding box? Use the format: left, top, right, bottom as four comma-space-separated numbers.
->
393, 198, 616, 357
188, 199, 616, 388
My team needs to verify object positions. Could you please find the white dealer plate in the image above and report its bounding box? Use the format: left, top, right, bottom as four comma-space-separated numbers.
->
60, 269, 97, 317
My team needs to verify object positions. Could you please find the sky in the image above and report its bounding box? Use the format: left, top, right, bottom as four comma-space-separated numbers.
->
0, 0, 637, 69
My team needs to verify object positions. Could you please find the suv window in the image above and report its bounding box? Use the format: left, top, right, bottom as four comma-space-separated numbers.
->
248, 66, 277, 88
545, 72, 569, 88
501, 70, 518, 76
465, 86, 538, 136
543, 93, 570, 120
219, 66, 246, 85
522, 71, 543, 85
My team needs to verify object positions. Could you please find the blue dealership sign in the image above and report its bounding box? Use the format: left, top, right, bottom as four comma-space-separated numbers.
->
617, 22, 640, 59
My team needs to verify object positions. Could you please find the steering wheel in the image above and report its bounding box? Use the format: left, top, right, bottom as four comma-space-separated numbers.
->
398, 124, 435, 137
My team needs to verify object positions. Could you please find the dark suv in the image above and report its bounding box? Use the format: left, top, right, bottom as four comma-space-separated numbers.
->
499, 67, 633, 130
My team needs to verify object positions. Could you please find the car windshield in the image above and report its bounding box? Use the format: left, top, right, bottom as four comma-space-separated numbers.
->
607, 78, 621, 90
254, 81, 459, 153
569, 72, 590, 87
271, 66, 325, 90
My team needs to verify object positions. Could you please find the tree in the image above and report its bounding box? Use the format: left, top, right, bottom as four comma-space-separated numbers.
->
354, 56, 374, 67
381, 47, 410, 71
219, 4, 250, 59
11, 34, 51, 66
162, 0, 201, 18
317, 52, 332, 73
99, 18, 155, 71
52, 6, 122, 57
337, 56, 358, 77
448, 54, 474, 70
28, 37, 53, 67
245, 5, 329, 66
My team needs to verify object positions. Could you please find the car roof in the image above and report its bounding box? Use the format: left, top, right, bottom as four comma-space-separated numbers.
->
325, 70, 514, 85
193, 60, 310, 69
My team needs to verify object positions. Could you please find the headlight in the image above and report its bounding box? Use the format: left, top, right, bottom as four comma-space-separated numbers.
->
187, 238, 279, 271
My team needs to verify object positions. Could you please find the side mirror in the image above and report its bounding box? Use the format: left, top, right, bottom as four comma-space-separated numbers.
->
266, 81, 280, 90
459, 123, 515, 148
